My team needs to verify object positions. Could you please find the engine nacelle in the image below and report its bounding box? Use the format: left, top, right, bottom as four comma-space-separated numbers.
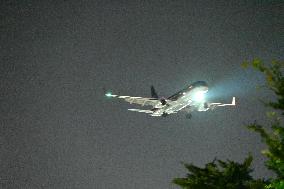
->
154, 98, 168, 109
160, 98, 167, 105
197, 102, 209, 111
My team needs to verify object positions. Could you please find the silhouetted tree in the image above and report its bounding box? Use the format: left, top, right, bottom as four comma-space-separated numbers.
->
173, 60, 283, 189
173, 155, 265, 189
243, 59, 284, 189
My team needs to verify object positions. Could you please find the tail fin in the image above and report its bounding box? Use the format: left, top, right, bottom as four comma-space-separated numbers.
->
151, 86, 159, 98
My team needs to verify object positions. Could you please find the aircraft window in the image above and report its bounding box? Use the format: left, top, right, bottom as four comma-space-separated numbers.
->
192, 81, 207, 87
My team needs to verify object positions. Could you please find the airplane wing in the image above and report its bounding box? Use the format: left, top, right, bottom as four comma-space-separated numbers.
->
208, 97, 236, 109
105, 93, 160, 107
128, 109, 154, 113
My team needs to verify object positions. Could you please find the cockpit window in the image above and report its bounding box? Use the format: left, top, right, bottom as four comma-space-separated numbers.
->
168, 81, 207, 100
192, 81, 207, 87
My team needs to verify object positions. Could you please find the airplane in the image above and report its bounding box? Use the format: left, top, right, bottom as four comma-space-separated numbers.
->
105, 81, 235, 118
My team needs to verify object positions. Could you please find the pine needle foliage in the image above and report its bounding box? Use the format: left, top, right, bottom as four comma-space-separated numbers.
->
173, 155, 265, 189
245, 60, 284, 189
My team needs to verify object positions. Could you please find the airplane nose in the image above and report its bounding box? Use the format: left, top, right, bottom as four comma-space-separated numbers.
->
202, 86, 208, 92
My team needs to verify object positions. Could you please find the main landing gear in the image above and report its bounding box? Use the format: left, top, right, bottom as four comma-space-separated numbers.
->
162, 112, 168, 117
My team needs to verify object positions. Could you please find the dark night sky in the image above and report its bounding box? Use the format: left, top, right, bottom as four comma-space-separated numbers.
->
1, 1, 283, 188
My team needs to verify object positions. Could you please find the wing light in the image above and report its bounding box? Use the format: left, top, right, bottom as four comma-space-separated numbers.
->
105, 92, 113, 97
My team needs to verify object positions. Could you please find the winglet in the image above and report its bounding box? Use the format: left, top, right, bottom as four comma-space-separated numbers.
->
232, 97, 236, 105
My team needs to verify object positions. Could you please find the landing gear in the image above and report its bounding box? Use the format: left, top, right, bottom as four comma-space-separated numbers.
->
185, 113, 192, 119
204, 102, 208, 109
160, 99, 167, 105
162, 112, 168, 117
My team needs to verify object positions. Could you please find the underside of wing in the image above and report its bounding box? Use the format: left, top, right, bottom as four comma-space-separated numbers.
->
128, 109, 166, 117
106, 94, 159, 107
128, 109, 153, 113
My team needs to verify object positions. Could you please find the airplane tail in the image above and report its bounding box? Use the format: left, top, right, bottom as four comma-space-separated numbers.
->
151, 86, 159, 98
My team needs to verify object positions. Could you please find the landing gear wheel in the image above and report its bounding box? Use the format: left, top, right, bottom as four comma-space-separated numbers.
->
162, 112, 168, 117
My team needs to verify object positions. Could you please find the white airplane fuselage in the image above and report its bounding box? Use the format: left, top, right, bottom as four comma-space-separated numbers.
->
151, 82, 209, 116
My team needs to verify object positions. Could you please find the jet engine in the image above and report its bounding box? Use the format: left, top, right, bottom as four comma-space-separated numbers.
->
197, 102, 209, 111
160, 98, 167, 105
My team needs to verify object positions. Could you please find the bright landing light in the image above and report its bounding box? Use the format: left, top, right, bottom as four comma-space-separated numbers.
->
193, 91, 205, 102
